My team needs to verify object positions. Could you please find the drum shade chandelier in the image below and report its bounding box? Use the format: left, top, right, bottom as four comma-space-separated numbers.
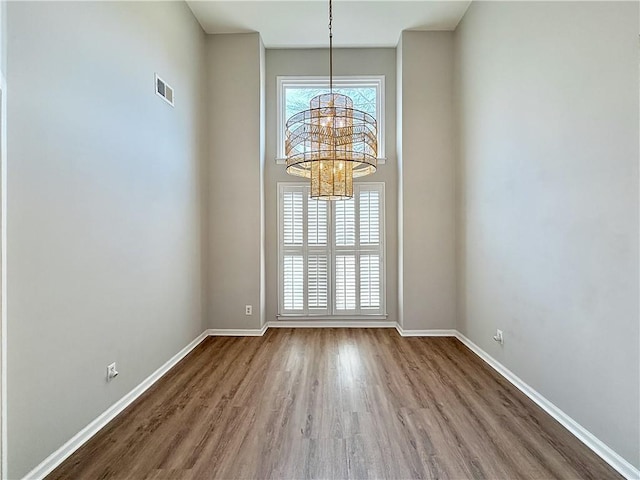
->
284, 0, 378, 200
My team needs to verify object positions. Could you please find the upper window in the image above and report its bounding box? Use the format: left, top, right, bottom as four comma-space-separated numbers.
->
276, 76, 385, 161
278, 182, 386, 318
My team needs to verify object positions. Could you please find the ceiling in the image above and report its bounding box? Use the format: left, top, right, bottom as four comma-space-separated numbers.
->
186, 1, 472, 48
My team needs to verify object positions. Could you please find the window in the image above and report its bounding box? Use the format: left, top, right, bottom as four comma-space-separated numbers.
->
278, 183, 385, 318
276, 76, 385, 161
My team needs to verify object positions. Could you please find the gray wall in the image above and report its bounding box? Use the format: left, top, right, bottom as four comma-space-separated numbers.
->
396, 36, 404, 329
260, 39, 267, 328
0, 2, 6, 476
6, 0, 639, 476
0, 0, 5, 78
7, 2, 206, 477
206, 33, 265, 330
455, 1, 639, 468
397, 32, 457, 331
265, 48, 398, 324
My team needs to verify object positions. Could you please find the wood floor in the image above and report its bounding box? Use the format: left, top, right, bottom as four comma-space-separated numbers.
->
48, 329, 621, 480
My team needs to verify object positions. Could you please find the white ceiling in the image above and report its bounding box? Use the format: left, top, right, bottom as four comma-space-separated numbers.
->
186, 1, 472, 48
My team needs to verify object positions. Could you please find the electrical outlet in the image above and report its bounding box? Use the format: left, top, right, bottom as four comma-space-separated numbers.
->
245, 305, 253, 315
493, 329, 504, 345
107, 362, 119, 381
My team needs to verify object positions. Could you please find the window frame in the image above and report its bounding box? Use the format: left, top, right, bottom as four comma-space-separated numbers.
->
277, 182, 387, 320
276, 75, 386, 163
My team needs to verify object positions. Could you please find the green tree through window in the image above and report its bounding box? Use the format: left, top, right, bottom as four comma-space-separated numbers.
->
285, 87, 377, 121
279, 77, 384, 159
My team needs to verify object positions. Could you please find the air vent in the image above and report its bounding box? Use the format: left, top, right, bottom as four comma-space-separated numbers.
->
155, 74, 174, 107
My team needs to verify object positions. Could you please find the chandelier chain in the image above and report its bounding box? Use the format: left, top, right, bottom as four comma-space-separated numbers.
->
329, 0, 333, 93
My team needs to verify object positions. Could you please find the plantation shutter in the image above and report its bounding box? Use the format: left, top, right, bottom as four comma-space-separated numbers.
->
281, 188, 305, 312
335, 198, 356, 247
359, 188, 382, 311
279, 183, 384, 317
359, 190, 380, 245
335, 255, 357, 310
307, 196, 329, 313
283, 255, 304, 311
334, 196, 356, 312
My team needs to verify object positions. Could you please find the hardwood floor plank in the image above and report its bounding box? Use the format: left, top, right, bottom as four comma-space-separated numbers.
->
47, 329, 623, 480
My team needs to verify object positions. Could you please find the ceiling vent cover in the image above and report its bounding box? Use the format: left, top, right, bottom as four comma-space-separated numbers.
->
155, 74, 174, 106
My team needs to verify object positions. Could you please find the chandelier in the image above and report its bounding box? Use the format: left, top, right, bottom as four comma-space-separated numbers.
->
284, 0, 378, 200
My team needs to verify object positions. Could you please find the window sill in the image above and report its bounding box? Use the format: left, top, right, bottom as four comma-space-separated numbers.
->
275, 157, 387, 166
276, 314, 389, 322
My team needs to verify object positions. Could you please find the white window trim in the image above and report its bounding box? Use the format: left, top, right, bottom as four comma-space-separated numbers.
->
277, 182, 387, 320
276, 75, 386, 164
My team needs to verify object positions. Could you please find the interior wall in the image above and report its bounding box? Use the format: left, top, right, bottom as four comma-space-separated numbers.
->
396, 36, 404, 329
455, 1, 639, 468
6, 0, 638, 476
7, 2, 206, 477
397, 31, 457, 331
265, 48, 398, 324
0, 1, 6, 477
259, 38, 267, 328
0, 0, 5, 77
206, 33, 264, 330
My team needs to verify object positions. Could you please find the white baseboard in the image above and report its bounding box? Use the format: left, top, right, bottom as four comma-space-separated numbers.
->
207, 324, 268, 336
270, 320, 396, 328
455, 332, 640, 480
21, 331, 210, 480
395, 324, 456, 337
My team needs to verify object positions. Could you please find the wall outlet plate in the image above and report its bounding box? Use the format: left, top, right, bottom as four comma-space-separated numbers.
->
245, 305, 253, 315
494, 329, 504, 345
107, 362, 119, 381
